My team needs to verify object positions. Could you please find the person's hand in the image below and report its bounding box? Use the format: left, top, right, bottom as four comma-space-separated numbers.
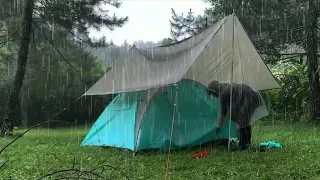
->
214, 127, 221, 135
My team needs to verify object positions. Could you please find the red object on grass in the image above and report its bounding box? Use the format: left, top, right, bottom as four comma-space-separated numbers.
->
190, 150, 209, 159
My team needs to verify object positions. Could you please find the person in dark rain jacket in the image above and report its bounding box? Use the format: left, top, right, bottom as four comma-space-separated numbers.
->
207, 80, 262, 150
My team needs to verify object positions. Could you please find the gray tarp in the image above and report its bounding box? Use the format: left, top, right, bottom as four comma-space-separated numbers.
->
84, 14, 279, 96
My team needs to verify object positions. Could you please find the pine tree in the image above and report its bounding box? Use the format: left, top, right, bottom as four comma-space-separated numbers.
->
305, 0, 320, 122
160, 38, 174, 46
170, 8, 208, 41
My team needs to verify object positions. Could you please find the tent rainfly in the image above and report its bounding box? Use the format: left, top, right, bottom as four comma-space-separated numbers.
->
80, 12, 280, 152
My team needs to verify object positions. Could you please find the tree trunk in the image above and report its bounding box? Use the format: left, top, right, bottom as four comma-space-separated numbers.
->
20, 85, 28, 128
306, 0, 320, 123
0, 0, 35, 136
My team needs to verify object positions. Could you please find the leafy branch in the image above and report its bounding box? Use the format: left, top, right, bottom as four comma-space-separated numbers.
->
33, 0, 128, 47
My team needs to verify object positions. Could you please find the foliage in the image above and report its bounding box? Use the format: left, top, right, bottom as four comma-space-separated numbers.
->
159, 38, 175, 46
0, 0, 129, 128
262, 58, 310, 122
0, 21, 20, 114
170, 8, 209, 41
0, 123, 320, 179
1, 0, 129, 47
133, 40, 159, 48
87, 41, 133, 63
0, 23, 109, 127
170, 0, 309, 63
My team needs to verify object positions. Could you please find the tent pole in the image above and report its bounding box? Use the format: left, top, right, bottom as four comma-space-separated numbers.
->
164, 83, 178, 180
228, 10, 235, 152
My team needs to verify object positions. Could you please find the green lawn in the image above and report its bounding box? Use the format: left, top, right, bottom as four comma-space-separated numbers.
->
1, 122, 320, 179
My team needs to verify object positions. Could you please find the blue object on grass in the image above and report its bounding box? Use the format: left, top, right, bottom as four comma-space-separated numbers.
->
259, 141, 283, 149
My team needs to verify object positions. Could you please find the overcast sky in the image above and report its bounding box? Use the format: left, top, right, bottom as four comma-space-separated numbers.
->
89, 0, 210, 46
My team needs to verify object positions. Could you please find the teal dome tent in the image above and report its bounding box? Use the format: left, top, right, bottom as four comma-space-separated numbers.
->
81, 12, 280, 152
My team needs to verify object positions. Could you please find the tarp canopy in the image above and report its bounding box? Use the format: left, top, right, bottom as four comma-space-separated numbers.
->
84, 13, 280, 96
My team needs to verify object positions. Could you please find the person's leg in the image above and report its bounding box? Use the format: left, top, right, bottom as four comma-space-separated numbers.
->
238, 126, 246, 150
238, 125, 251, 150
238, 101, 255, 150
246, 125, 252, 145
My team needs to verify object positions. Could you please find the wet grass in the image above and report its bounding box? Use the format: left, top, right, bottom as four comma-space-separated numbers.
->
1, 122, 320, 179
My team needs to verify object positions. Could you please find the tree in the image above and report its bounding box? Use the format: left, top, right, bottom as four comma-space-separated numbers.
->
170, 8, 209, 42
0, 0, 35, 136
305, 0, 320, 122
133, 40, 160, 48
159, 38, 174, 46
0, 0, 128, 135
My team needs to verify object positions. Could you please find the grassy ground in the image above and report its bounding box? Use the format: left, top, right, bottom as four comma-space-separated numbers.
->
1, 122, 320, 179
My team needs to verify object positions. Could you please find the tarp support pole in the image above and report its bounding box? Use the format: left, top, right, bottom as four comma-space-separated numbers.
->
164, 83, 179, 180
228, 11, 235, 152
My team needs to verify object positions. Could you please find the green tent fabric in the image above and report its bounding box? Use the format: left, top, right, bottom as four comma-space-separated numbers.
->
81, 80, 238, 151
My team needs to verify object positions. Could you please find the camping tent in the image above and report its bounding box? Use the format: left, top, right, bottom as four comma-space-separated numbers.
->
80, 12, 280, 151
